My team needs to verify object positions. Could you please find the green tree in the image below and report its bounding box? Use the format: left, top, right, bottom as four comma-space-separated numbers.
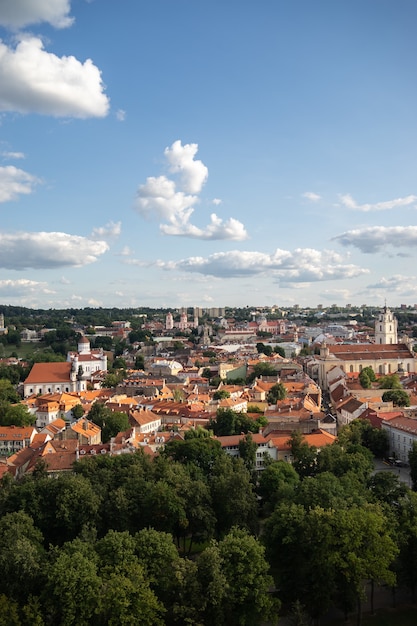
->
378, 374, 401, 389
274, 345, 285, 357
210, 455, 258, 537
238, 432, 257, 472
0, 511, 44, 602
267, 382, 287, 404
359, 366, 376, 389
218, 527, 279, 625
382, 389, 410, 407
213, 389, 231, 400
257, 460, 300, 512
247, 362, 278, 383
409, 441, 417, 490
44, 548, 101, 625
71, 403, 84, 420
289, 431, 317, 478
0, 379, 20, 403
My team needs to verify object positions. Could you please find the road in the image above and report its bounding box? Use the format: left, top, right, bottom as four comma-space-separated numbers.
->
373, 458, 412, 488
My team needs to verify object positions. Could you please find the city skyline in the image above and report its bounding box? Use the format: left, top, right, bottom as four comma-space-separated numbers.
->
0, 1, 416, 310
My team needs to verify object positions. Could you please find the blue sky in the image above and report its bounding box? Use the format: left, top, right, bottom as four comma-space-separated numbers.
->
0, 0, 416, 310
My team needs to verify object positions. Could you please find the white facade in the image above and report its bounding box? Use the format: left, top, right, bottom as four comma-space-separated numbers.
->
375, 306, 398, 345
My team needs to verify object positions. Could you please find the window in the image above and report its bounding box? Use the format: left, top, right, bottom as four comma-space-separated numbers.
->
349, 365, 353, 373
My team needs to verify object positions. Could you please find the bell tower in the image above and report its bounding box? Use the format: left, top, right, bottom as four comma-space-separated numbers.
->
375, 305, 397, 344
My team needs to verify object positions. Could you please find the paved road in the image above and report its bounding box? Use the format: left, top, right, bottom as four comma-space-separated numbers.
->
373, 458, 412, 488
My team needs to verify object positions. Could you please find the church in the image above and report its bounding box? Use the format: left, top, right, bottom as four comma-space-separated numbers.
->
317, 306, 416, 390
23, 336, 107, 398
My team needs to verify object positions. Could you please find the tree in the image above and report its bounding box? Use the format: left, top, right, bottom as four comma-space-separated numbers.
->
217, 527, 279, 625
88, 404, 129, 442
257, 460, 300, 512
409, 441, 417, 490
274, 345, 285, 357
288, 431, 317, 478
0, 511, 45, 602
329, 505, 398, 623
267, 382, 287, 404
247, 362, 278, 383
210, 455, 258, 536
256, 342, 273, 357
359, 366, 376, 389
382, 389, 410, 407
0, 402, 35, 426
134, 354, 144, 370
378, 374, 402, 389
0, 379, 20, 403
238, 432, 257, 472
71, 403, 84, 420
97, 562, 165, 626
44, 547, 101, 625
213, 389, 230, 400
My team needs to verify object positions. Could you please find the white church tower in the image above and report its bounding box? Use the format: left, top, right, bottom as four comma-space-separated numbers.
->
375, 305, 398, 344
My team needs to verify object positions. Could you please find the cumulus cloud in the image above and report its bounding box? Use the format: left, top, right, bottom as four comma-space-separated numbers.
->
161, 213, 248, 241
333, 226, 417, 253
164, 140, 208, 194
157, 248, 368, 281
339, 193, 417, 212
0, 36, 109, 118
134, 140, 248, 241
212, 198, 222, 206
0, 278, 54, 296
0, 0, 74, 29
366, 275, 417, 294
0, 165, 40, 202
91, 221, 121, 240
303, 191, 321, 202
0, 231, 108, 269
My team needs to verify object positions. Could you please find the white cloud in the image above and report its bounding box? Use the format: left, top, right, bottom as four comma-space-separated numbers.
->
333, 226, 417, 253
212, 198, 222, 206
116, 109, 126, 121
118, 245, 132, 257
0, 36, 109, 118
164, 140, 208, 194
91, 221, 121, 240
158, 248, 368, 281
59, 276, 71, 284
303, 191, 321, 202
0, 278, 54, 296
161, 213, 248, 241
366, 275, 417, 294
0, 165, 40, 202
1, 151, 25, 159
0, 231, 108, 269
339, 193, 417, 212
134, 140, 248, 241
0, 0, 74, 29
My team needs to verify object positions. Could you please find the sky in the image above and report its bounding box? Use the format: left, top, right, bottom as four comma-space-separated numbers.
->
0, 0, 416, 311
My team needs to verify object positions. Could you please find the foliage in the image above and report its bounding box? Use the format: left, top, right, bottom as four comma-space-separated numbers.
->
266, 382, 287, 404
378, 374, 402, 389
256, 342, 273, 356
409, 441, 417, 490
382, 389, 410, 407
0, 379, 20, 403
247, 362, 278, 383
210, 408, 261, 436
88, 404, 129, 442
0, 402, 36, 427
213, 389, 231, 400
359, 366, 376, 389
238, 432, 257, 472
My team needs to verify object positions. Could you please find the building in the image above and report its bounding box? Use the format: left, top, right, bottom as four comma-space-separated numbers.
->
317, 306, 416, 390
23, 362, 87, 398
67, 336, 107, 382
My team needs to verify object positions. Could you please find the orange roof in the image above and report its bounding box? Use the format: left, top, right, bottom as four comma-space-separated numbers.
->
25, 362, 72, 384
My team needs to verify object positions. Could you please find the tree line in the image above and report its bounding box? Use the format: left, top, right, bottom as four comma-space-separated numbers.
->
0, 419, 417, 624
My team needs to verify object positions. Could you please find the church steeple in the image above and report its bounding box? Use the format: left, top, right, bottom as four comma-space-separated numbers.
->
375, 305, 397, 345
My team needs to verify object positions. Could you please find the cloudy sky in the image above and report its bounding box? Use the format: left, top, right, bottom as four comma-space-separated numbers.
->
0, 0, 416, 310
